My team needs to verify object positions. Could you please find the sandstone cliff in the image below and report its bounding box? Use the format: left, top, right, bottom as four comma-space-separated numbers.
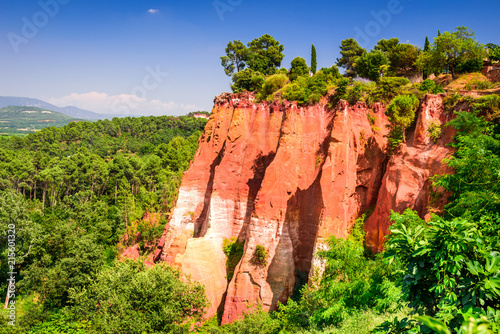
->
154, 92, 454, 322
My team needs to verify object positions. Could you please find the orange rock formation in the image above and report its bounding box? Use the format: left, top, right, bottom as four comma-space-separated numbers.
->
155, 92, 453, 323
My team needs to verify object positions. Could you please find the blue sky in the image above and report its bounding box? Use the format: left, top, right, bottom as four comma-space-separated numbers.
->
1, 0, 499, 116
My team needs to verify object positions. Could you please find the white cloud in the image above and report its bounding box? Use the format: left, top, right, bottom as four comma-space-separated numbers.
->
48, 92, 199, 116
147, 9, 159, 14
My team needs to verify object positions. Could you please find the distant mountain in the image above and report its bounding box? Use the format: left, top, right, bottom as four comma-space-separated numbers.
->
0, 106, 81, 134
0, 96, 118, 120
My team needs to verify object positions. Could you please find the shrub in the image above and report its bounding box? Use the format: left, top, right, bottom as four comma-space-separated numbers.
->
256, 74, 288, 102
385, 94, 419, 145
465, 79, 495, 91
329, 77, 350, 106
307, 72, 330, 103
231, 68, 265, 93
426, 120, 443, 143
282, 76, 310, 105
455, 58, 483, 74
345, 81, 376, 105
373, 77, 411, 102
472, 94, 500, 119
253, 245, 268, 266
443, 93, 467, 112
282, 72, 332, 105
319, 65, 341, 79
418, 79, 445, 94
289, 57, 309, 82
222, 237, 245, 281
70, 259, 208, 333
356, 51, 389, 81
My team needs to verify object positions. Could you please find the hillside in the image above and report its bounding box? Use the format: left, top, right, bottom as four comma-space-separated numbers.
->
0, 106, 82, 134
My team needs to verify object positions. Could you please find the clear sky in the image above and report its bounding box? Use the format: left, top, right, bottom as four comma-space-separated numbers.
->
1, 0, 499, 116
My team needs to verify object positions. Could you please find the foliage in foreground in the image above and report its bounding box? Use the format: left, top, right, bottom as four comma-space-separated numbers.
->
378, 109, 500, 333
70, 260, 208, 333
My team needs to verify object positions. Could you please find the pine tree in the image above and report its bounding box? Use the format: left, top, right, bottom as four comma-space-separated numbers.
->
311, 44, 317, 74
438, 30, 442, 37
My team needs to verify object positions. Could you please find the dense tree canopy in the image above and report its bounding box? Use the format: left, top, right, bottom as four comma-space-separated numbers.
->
0, 114, 208, 332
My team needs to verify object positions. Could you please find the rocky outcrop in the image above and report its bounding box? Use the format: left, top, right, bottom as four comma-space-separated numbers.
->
155, 92, 454, 322
364, 95, 455, 252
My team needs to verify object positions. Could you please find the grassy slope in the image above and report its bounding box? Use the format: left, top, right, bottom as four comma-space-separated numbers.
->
0, 106, 82, 134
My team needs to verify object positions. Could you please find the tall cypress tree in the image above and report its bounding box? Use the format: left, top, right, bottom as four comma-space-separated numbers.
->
424, 36, 430, 52
311, 44, 317, 74
423, 36, 431, 79
438, 30, 442, 37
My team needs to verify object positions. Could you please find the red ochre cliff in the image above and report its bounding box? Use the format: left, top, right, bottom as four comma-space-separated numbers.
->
153, 91, 454, 323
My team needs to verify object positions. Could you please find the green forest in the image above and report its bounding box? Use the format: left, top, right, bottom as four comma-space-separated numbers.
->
0, 115, 208, 333
1, 25, 500, 334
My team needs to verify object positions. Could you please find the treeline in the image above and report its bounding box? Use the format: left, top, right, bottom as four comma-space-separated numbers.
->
0, 115, 206, 213
222, 27, 500, 106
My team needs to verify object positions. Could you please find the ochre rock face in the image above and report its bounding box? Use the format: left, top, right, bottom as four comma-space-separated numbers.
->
155, 92, 454, 323
364, 95, 455, 252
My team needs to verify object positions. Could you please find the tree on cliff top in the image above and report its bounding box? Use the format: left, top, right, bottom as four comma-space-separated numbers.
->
221, 35, 285, 77
426, 26, 485, 79
373, 38, 400, 54
289, 57, 309, 81
221, 40, 248, 76
388, 43, 421, 78
355, 51, 388, 81
246, 34, 285, 75
336, 38, 366, 77
311, 44, 317, 74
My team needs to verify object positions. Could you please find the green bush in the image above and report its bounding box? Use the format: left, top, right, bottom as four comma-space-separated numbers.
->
373, 77, 411, 102
231, 68, 265, 93
385, 211, 500, 331
356, 51, 389, 81
199, 307, 281, 334
289, 57, 309, 82
426, 120, 443, 143
307, 72, 330, 103
275, 235, 403, 331
345, 81, 376, 105
256, 74, 288, 102
253, 245, 268, 266
70, 259, 208, 333
455, 58, 483, 74
329, 77, 350, 106
385, 94, 419, 147
282, 76, 310, 104
442, 92, 472, 113
222, 237, 245, 281
418, 79, 445, 94
472, 94, 500, 119
282, 72, 332, 105
319, 65, 341, 79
